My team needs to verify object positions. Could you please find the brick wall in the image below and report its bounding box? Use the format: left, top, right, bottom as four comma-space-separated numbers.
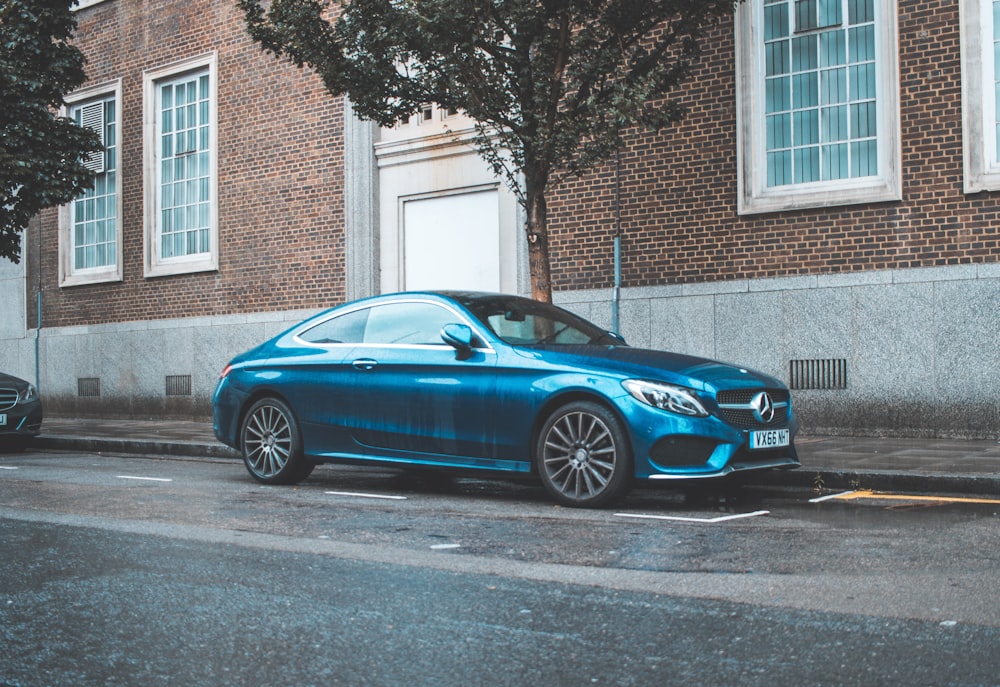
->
31, 0, 1000, 327
547, 0, 1000, 292
29, 0, 346, 328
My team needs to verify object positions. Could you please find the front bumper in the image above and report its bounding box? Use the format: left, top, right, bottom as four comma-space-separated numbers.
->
625, 400, 800, 480
0, 401, 43, 438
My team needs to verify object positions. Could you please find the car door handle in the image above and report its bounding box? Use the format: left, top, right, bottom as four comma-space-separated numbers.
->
352, 358, 378, 371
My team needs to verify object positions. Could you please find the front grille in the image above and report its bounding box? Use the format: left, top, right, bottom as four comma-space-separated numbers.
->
716, 389, 789, 405
715, 388, 790, 429
0, 387, 17, 411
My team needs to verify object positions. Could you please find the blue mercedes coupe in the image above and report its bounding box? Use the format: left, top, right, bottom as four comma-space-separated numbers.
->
212, 292, 799, 507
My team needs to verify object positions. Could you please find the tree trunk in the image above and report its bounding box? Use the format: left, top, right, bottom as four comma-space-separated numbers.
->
525, 185, 553, 303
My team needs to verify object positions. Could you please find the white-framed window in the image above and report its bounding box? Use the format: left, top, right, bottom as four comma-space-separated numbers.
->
59, 80, 122, 287
736, 0, 901, 214
960, 0, 1000, 192
72, 0, 110, 10
143, 54, 218, 278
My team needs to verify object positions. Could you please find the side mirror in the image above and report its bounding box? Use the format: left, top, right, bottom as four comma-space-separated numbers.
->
441, 323, 475, 354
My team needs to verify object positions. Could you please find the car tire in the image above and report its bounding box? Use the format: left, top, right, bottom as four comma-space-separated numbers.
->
240, 397, 314, 484
536, 401, 632, 508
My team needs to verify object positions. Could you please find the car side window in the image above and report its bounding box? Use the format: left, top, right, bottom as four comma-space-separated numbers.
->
299, 308, 369, 344
363, 302, 455, 345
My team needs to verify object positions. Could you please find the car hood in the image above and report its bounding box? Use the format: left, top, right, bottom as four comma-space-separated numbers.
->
519, 345, 786, 392
0, 372, 31, 390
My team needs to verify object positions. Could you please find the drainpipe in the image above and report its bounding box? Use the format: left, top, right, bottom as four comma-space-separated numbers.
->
35, 291, 41, 392
611, 141, 623, 334
32, 216, 42, 392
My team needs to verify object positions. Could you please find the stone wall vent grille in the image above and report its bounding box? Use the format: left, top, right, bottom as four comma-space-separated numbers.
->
165, 375, 193, 397
789, 359, 848, 390
77, 377, 101, 398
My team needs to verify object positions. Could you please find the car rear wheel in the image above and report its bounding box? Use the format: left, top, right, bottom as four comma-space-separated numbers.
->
240, 398, 314, 484
536, 401, 632, 508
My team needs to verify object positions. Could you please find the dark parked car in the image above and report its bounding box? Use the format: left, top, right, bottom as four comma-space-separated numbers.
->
0, 372, 43, 442
213, 292, 799, 507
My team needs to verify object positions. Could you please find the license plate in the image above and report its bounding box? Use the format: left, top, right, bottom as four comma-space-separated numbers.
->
0, 414, 6, 426
750, 428, 789, 450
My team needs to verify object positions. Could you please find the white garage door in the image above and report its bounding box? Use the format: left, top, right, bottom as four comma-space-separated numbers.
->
402, 190, 501, 291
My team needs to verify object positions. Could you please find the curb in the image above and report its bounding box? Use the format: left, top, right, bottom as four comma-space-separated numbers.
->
34, 436, 240, 460
749, 467, 1000, 499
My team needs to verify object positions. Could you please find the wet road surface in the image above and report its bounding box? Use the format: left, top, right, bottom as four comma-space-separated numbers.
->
2, 450, 999, 686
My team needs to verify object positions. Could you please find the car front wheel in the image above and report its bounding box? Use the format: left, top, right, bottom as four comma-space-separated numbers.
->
240, 397, 314, 484
536, 401, 632, 508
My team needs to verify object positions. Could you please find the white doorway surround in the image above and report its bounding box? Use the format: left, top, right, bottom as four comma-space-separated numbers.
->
374, 106, 523, 295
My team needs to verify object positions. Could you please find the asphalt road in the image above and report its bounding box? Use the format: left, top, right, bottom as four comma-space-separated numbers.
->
1, 450, 999, 686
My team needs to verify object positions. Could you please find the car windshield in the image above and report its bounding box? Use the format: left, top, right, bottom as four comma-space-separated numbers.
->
456, 295, 619, 346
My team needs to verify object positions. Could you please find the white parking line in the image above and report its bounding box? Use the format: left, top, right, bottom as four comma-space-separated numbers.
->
325, 491, 407, 501
117, 475, 173, 482
0, 466, 18, 470
808, 490, 857, 503
616, 510, 770, 524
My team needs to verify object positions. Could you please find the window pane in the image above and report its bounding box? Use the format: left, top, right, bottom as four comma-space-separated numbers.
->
849, 25, 875, 62
767, 151, 792, 186
851, 140, 878, 176
795, 0, 817, 31
767, 113, 792, 149
796, 0, 842, 30
794, 146, 820, 183
793, 73, 819, 108
821, 105, 848, 142
364, 303, 456, 345
851, 101, 876, 137
766, 76, 791, 113
821, 67, 848, 104
301, 309, 370, 344
792, 35, 817, 71
819, 30, 846, 67
849, 63, 876, 100
766, 40, 790, 76
848, 24, 875, 62
823, 143, 849, 179
794, 109, 819, 145
765, 3, 789, 39
849, 0, 874, 24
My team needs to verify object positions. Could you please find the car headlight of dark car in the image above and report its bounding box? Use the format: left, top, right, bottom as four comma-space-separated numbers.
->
622, 379, 709, 417
19, 383, 38, 405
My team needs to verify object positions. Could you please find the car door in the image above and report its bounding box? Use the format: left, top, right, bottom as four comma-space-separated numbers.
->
279, 306, 369, 455
343, 300, 501, 467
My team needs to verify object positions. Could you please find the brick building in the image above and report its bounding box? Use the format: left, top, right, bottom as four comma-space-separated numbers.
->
1, 0, 998, 438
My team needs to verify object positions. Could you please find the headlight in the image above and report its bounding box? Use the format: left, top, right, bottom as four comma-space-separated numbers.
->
19, 384, 38, 404
622, 379, 708, 417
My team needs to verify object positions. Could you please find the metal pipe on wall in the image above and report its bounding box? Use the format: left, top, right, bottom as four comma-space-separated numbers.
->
612, 142, 623, 334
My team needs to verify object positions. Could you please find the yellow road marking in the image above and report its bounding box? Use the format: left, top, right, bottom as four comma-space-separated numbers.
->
817, 489, 1000, 505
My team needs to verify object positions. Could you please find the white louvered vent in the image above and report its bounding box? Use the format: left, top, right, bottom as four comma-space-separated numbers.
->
79, 101, 105, 174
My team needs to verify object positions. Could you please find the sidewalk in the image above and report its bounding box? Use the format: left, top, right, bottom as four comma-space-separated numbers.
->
28, 417, 1000, 497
